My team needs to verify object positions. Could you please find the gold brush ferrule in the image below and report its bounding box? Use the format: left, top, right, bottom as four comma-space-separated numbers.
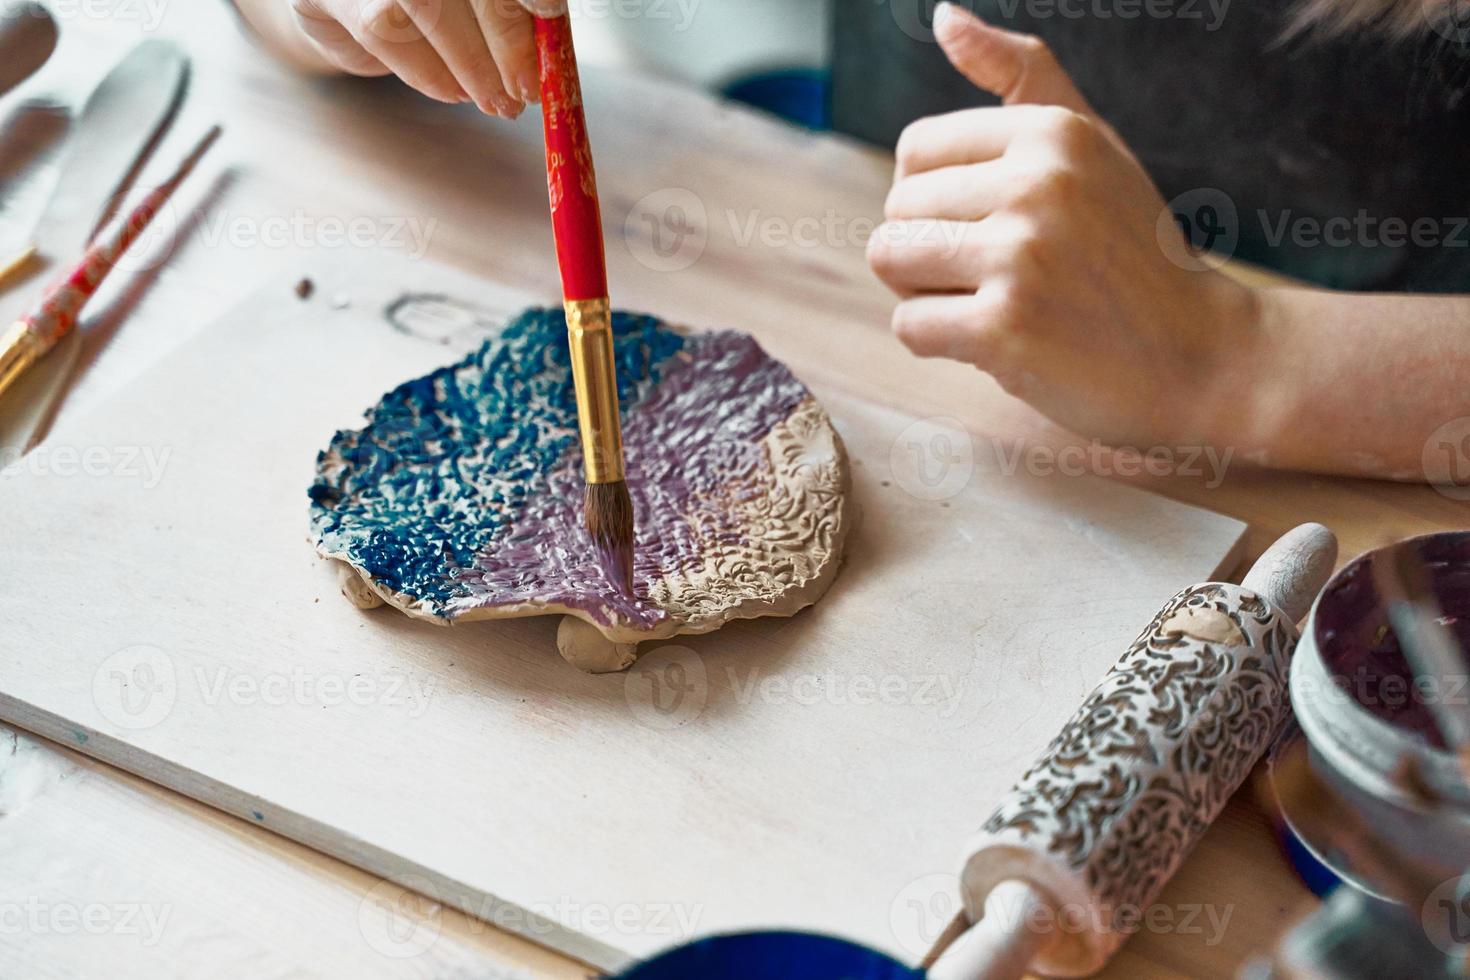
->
0, 321, 45, 403
563, 298, 626, 485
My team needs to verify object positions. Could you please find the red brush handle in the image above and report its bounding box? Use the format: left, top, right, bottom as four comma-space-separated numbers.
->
534, 14, 607, 302
26, 125, 220, 346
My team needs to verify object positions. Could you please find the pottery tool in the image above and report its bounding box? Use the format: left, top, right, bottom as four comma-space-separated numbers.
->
1372, 537, 1470, 756
532, 14, 635, 593
0, 39, 190, 288
0, 125, 220, 402
930, 523, 1337, 980
0, 39, 189, 461
0, 1, 56, 99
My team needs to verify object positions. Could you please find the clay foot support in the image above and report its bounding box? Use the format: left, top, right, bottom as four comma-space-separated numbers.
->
556, 617, 639, 673
334, 561, 385, 610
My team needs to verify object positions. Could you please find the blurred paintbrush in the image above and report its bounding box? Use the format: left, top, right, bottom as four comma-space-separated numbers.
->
0, 125, 220, 402
0, 39, 190, 290
532, 13, 635, 594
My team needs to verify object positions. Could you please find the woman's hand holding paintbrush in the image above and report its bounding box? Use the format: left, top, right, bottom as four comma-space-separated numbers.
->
533, 14, 636, 595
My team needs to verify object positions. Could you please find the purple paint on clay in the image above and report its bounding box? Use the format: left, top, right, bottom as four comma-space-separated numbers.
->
596, 535, 636, 602
312, 308, 821, 633
450, 329, 810, 629
1315, 533, 1470, 749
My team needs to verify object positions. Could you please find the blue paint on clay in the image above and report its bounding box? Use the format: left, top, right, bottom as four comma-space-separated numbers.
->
309, 308, 684, 611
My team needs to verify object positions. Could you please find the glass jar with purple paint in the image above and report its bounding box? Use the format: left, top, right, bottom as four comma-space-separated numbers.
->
1289, 532, 1470, 897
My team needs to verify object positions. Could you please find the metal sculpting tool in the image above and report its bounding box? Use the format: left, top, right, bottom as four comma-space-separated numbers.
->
0, 39, 190, 457
0, 39, 190, 288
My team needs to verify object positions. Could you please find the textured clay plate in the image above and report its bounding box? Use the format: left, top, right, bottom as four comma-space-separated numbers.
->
309, 308, 850, 670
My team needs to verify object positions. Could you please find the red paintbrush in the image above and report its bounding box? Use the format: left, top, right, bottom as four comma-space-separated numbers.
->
533, 14, 635, 594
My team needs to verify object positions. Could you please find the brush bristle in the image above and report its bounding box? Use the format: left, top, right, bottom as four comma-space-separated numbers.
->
585, 480, 635, 594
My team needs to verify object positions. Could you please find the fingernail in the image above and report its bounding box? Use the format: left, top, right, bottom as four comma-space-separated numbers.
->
934, 1, 954, 28
492, 94, 524, 118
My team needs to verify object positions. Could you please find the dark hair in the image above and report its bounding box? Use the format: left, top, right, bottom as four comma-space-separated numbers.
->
1288, 0, 1462, 38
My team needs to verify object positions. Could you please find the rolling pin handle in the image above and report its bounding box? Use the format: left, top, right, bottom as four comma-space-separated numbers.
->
1240, 522, 1337, 623
926, 879, 1051, 980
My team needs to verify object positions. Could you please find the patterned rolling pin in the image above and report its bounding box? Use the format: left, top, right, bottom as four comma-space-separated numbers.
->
930, 523, 1337, 980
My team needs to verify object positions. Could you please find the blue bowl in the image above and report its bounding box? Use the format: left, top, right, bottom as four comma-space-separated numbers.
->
614, 931, 923, 980
723, 69, 831, 130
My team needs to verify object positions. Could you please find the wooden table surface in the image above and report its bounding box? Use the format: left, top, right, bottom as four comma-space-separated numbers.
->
1, 3, 1464, 978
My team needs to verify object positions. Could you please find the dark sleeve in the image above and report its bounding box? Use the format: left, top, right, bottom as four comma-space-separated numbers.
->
829, 0, 1470, 292
831, 1, 993, 149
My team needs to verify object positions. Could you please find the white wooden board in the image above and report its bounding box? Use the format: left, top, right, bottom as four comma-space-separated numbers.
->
0, 722, 587, 980
0, 253, 1246, 970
